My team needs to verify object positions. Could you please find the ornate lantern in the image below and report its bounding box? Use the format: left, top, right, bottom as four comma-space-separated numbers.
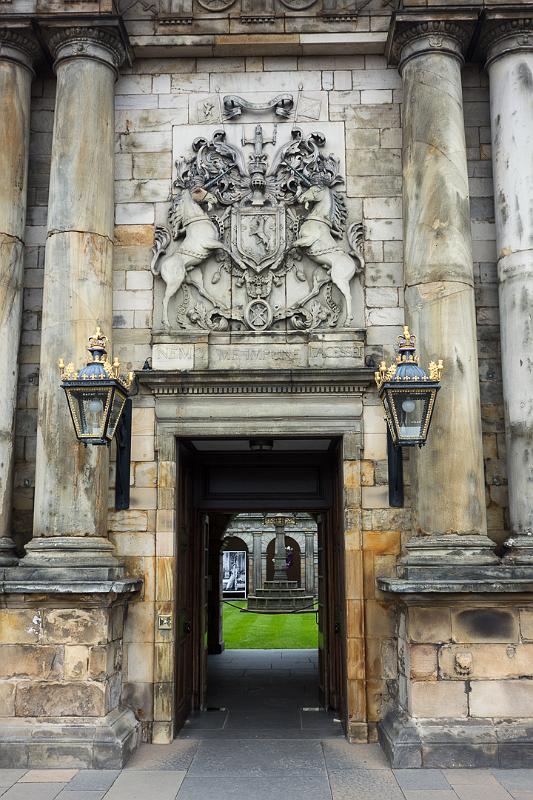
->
375, 326, 443, 448
59, 328, 133, 446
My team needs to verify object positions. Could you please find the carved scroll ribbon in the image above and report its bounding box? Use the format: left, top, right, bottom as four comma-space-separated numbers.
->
223, 94, 294, 119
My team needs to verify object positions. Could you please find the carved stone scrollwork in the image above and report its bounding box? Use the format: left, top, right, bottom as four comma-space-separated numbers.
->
151, 124, 365, 332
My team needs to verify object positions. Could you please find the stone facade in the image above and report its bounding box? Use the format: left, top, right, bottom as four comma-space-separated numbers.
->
0, 0, 532, 770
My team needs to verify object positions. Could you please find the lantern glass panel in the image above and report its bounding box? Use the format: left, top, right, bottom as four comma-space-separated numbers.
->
67, 386, 112, 440
107, 388, 127, 441
391, 391, 430, 441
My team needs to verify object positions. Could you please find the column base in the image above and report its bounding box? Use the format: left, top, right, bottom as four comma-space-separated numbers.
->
398, 534, 503, 580
378, 709, 533, 768
0, 708, 141, 769
0, 537, 18, 567
16, 536, 124, 580
503, 534, 533, 565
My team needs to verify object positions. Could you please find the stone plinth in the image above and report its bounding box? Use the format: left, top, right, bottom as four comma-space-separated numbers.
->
0, 578, 142, 768
247, 580, 314, 613
378, 578, 533, 768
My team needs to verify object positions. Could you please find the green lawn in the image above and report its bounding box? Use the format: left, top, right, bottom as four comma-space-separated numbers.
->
222, 600, 318, 649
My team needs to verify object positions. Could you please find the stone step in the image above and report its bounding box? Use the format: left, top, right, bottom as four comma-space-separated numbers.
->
262, 580, 299, 589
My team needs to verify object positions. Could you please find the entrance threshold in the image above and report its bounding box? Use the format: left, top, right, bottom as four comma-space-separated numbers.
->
179, 650, 343, 740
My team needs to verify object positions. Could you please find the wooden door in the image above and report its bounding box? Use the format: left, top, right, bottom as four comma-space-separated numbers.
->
317, 513, 328, 709
174, 442, 195, 732
327, 442, 347, 725
198, 513, 209, 710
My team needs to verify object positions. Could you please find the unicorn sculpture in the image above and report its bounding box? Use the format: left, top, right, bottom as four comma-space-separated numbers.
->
293, 183, 365, 322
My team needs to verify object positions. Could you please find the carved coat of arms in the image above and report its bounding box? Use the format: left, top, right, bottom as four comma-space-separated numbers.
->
151, 124, 364, 332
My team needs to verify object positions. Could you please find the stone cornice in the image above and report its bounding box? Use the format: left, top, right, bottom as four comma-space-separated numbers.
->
388, 13, 477, 69
137, 367, 374, 396
481, 15, 533, 67
0, 27, 40, 72
48, 25, 126, 74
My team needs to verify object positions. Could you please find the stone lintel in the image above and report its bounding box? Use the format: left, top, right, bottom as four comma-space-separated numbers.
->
137, 366, 375, 395
386, 10, 478, 67
127, 31, 388, 58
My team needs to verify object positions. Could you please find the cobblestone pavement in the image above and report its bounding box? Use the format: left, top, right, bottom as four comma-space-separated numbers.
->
2, 651, 532, 799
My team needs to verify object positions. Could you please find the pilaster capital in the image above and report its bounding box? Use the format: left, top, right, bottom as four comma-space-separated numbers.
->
0, 28, 40, 74
47, 26, 126, 76
481, 16, 533, 68
390, 17, 474, 72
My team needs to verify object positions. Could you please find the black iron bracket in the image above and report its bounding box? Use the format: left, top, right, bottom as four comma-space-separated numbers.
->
115, 397, 132, 511
387, 428, 404, 508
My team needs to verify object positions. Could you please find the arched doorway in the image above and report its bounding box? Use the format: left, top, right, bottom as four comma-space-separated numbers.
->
266, 535, 301, 585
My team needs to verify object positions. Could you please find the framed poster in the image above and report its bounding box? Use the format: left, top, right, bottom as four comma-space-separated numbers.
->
222, 550, 247, 598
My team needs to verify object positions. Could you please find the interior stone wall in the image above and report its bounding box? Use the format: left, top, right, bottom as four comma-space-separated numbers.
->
11, 49, 507, 741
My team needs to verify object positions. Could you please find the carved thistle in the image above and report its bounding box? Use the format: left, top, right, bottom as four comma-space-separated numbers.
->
151, 124, 365, 332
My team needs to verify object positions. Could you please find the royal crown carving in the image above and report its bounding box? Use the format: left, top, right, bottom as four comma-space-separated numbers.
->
151, 124, 365, 332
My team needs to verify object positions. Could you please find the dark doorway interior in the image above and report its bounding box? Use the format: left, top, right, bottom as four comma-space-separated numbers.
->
174, 438, 347, 739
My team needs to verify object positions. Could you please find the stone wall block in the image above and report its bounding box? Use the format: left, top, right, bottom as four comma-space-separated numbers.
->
409, 607, 452, 644
15, 681, 106, 717
519, 608, 533, 642
153, 681, 173, 721
469, 680, 533, 718
0, 609, 41, 643
451, 607, 519, 644
409, 680, 468, 718
64, 645, 89, 680
408, 645, 438, 680
0, 645, 63, 680
42, 608, 110, 645
439, 643, 533, 680
0, 682, 16, 716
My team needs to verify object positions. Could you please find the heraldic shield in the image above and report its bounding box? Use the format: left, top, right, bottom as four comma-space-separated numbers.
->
150, 123, 365, 332
231, 206, 286, 273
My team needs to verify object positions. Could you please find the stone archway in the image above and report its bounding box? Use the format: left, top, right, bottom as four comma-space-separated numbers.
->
266, 535, 301, 585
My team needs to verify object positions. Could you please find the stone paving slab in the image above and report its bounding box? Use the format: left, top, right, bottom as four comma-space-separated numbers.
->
125, 742, 198, 770
322, 742, 389, 770
393, 769, 451, 790
103, 770, 186, 800
188, 738, 326, 776
329, 768, 405, 800
402, 792, 458, 800
492, 770, 533, 792
1, 784, 67, 800
176, 774, 332, 800
453, 784, 513, 800
1, 750, 533, 799
67, 771, 120, 790
20, 770, 79, 783
0, 772, 26, 789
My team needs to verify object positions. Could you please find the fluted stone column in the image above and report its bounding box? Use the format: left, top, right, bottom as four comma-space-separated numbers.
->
0, 30, 36, 567
396, 21, 495, 569
484, 19, 533, 554
21, 27, 125, 576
